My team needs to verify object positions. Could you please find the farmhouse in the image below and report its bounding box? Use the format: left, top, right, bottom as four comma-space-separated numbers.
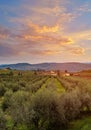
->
37, 70, 57, 76
50, 71, 57, 76
63, 73, 70, 77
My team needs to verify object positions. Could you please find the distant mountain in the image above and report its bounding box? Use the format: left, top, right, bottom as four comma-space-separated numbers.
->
0, 62, 91, 72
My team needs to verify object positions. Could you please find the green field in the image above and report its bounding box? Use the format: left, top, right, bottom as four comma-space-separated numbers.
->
0, 69, 91, 130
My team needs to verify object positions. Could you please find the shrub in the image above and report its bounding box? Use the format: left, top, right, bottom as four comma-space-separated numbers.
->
0, 84, 6, 97
0, 109, 6, 130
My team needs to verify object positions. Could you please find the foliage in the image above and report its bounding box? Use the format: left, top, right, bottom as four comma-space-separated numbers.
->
0, 69, 91, 130
0, 109, 6, 130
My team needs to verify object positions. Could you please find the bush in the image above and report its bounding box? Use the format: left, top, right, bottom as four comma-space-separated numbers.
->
0, 109, 6, 130
9, 91, 31, 127
0, 84, 6, 97
60, 90, 81, 121
27, 88, 65, 130
2, 90, 13, 111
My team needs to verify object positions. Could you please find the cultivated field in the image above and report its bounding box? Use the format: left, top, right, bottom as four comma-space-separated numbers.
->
0, 69, 91, 130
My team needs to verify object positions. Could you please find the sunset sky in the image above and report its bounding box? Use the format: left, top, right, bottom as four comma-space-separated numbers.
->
0, 0, 91, 64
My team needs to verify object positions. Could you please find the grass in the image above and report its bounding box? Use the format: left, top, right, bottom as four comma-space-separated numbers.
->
68, 117, 91, 130
41, 77, 51, 88
40, 76, 65, 93
6, 118, 13, 130
53, 77, 65, 93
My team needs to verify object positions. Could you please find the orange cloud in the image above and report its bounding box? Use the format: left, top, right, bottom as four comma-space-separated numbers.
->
69, 30, 91, 41
23, 35, 43, 40
69, 47, 85, 55
18, 33, 73, 47
27, 22, 60, 33
0, 34, 7, 39
59, 38, 73, 45
0, 22, 74, 58
37, 25, 59, 33
43, 50, 61, 55
30, 49, 61, 56
13, 21, 73, 45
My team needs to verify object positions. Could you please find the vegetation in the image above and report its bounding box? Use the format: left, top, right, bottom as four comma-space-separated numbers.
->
0, 69, 91, 130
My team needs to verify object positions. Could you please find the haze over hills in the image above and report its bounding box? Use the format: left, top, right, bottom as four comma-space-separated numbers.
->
0, 62, 91, 72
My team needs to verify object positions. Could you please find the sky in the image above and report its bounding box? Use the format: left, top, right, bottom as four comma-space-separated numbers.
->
0, 0, 91, 64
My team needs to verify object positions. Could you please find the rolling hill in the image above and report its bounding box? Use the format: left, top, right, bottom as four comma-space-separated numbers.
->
0, 62, 91, 72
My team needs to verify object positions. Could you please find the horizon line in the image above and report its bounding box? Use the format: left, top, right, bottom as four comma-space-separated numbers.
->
0, 61, 91, 65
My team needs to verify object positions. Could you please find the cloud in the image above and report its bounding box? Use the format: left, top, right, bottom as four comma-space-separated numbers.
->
0, 43, 18, 57
15, 21, 73, 45
1, 19, 72, 46
0, 26, 11, 39
36, 25, 60, 33
30, 49, 61, 56
0, 20, 74, 59
17, 33, 73, 44
68, 47, 85, 55
0, 0, 90, 63
31, 6, 66, 16
8, 0, 81, 28
69, 30, 91, 41
30, 0, 61, 7
27, 22, 60, 33
77, 3, 91, 13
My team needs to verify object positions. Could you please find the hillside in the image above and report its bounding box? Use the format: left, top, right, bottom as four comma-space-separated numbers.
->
0, 62, 91, 72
